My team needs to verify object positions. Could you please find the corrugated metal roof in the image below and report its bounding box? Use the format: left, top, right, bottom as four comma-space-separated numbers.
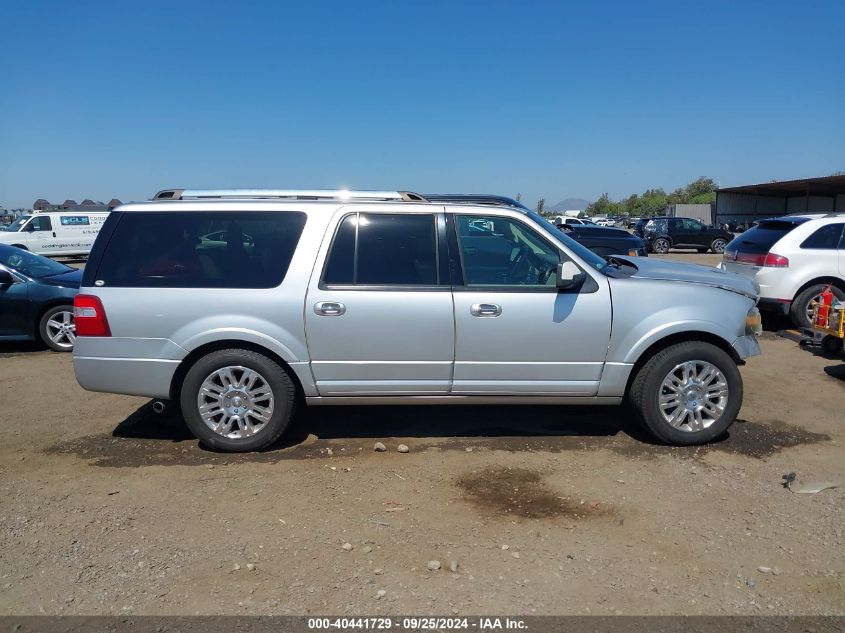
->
718, 174, 845, 197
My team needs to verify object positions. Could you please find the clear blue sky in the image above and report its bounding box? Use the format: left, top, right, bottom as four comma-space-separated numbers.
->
1, 0, 843, 209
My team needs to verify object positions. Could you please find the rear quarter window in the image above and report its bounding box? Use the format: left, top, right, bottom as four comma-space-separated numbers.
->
91, 211, 306, 288
801, 223, 845, 250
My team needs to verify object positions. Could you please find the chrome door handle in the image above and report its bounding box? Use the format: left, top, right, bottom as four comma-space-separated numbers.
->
470, 303, 502, 317
314, 301, 346, 316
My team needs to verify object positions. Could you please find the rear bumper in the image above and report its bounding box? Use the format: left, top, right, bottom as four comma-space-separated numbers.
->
758, 297, 791, 315
74, 356, 180, 399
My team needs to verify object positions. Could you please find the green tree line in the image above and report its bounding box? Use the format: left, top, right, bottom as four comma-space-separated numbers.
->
584, 177, 717, 218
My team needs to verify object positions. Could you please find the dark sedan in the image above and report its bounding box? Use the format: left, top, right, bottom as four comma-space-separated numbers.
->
555, 222, 648, 257
0, 244, 82, 351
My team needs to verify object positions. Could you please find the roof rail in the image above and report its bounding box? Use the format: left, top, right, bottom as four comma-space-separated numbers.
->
422, 194, 530, 211
152, 189, 428, 202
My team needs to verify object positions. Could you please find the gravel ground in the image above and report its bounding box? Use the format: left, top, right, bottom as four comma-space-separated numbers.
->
0, 253, 843, 616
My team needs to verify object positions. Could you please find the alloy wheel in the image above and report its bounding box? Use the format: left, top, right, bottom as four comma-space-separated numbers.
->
658, 360, 729, 432
197, 366, 275, 439
45, 310, 76, 349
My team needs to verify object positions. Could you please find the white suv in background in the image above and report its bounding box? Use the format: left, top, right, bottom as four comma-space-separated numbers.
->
721, 214, 845, 328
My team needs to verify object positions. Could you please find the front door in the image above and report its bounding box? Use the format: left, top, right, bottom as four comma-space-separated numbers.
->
0, 267, 30, 337
305, 209, 455, 396
450, 212, 612, 395
25, 215, 56, 254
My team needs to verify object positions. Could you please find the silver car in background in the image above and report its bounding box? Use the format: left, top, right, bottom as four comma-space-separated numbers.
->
72, 189, 761, 452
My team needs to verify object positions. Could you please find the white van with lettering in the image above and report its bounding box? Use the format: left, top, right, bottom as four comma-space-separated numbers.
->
0, 211, 110, 257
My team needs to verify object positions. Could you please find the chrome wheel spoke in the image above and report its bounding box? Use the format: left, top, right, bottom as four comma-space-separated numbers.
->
197, 365, 275, 440
658, 360, 729, 432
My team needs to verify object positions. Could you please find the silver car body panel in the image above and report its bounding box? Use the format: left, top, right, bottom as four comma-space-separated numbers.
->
73, 199, 760, 403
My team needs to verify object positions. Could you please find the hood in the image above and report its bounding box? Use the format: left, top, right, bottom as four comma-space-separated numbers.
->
618, 257, 759, 299
35, 268, 83, 288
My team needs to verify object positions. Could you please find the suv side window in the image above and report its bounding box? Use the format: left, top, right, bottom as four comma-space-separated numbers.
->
682, 219, 704, 231
94, 211, 307, 288
801, 223, 845, 250
323, 213, 439, 286
455, 215, 559, 287
667, 219, 682, 231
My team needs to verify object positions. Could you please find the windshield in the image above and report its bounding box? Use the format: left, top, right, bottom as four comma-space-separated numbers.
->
527, 211, 609, 273
4, 216, 31, 232
0, 247, 72, 278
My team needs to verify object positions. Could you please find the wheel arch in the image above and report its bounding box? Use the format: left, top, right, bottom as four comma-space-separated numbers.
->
34, 299, 75, 339
793, 276, 845, 300
623, 330, 741, 396
169, 339, 307, 403
10, 244, 28, 251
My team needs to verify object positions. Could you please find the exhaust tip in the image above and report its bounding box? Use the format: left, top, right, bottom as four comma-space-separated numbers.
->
152, 400, 168, 414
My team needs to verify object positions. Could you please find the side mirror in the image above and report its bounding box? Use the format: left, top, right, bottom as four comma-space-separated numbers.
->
556, 260, 585, 291
0, 269, 16, 285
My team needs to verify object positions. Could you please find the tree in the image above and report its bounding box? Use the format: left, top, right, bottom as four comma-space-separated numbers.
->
591, 177, 717, 216
536, 198, 545, 214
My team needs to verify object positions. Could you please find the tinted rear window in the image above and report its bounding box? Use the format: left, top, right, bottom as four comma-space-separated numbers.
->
93, 211, 306, 288
323, 212, 439, 286
726, 221, 802, 254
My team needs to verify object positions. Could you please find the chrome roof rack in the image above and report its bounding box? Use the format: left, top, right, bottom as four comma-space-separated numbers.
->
152, 189, 428, 202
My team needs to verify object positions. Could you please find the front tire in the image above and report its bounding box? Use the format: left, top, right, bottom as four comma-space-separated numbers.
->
179, 349, 296, 452
39, 305, 76, 352
628, 341, 743, 445
790, 284, 845, 330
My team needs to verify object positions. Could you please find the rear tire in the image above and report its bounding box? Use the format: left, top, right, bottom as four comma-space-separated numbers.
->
790, 284, 845, 330
652, 238, 670, 254
710, 238, 727, 254
38, 305, 76, 352
179, 348, 296, 452
628, 341, 742, 445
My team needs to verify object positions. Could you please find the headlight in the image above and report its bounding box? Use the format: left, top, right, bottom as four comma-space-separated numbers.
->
627, 249, 639, 256
745, 307, 763, 336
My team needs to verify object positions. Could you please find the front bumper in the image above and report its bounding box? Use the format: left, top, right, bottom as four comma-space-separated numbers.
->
731, 334, 762, 360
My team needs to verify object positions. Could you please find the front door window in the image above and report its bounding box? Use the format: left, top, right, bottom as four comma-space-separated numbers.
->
455, 215, 559, 287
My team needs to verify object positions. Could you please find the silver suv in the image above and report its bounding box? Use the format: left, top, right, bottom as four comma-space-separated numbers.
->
73, 189, 762, 452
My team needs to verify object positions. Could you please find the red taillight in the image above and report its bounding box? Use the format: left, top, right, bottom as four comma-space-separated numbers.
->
762, 253, 789, 267
732, 251, 789, 267
73, 294, 111, 337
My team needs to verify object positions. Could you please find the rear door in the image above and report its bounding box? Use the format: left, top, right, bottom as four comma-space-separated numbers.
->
305, 208, 455, 396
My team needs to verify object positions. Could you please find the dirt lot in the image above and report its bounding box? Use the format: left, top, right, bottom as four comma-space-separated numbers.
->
1, 253, 843, 616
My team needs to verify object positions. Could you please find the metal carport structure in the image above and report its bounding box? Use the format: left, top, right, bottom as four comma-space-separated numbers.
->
716, 174, 845, 228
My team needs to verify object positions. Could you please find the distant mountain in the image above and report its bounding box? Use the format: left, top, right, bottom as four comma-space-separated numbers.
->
548, 198, 590, 212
